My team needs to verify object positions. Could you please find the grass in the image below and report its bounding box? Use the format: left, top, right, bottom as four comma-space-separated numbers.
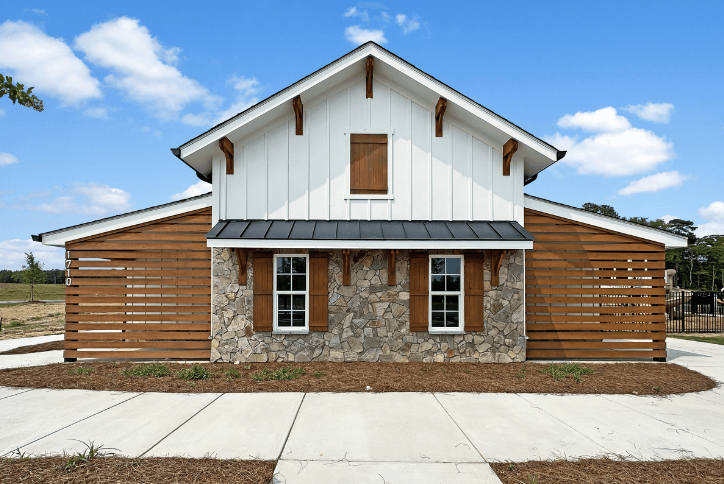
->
0, 283, 65, 301
251, 366, 305, 381
669, 334, 724, 346
71, 367, 94, 375
175, 364, 214, 381
542, 363, 595, 382
62, 441, 117, 470
122, 363, 171, 378
224, 368, 241, 381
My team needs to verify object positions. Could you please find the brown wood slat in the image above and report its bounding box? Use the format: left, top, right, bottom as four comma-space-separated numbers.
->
527, 296, 665, 304
69, 251, 210, 259
528, 306, 664, 314
100, 233, 208, 242
532, 233, 638, 242
66, 305, 209, 313
65, 296, 209, 304
527, 314, 663, 322
527, 332, 665, 340
533, 243, 661, 252
64, 341, 211, 349
527, 322, 666, 331
63, 350, 210, 359
69, 269, 209, 278
68, 331, 210, 340
69, 278, 211, 286
65, 323, 209, 331
67, 287, 210, 295
66, 314, 209, 322
526, 260, 664, 269
70, 260, 211, 268
527, 287, 664, 296
526, 278, 664, 287
527, 269, 662, 278
68, 242, 208, 251
527, 341, 666, 350
526, 349, 666, 359
526, 251, 665, 261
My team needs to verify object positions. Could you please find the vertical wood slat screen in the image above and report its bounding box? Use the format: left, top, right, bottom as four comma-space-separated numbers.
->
253, 252, 274, 332
309, 252, 329, 332
350, 134, 387, 194
64, 208, 212, 359
464, 253, 485, 332
524, 209, 666, 360
409, 252, 429, 331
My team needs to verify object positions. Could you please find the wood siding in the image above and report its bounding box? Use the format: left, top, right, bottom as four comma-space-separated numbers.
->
524, 209, 666, 360
64, 208, 212, 359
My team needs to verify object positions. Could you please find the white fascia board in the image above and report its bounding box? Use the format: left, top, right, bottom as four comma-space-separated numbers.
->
207, 239, 533, 250
524, 195, 688, 248
41, 196, 212, 248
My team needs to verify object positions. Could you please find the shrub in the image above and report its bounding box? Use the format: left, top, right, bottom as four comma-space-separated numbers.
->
224, 368, 241, 381
176, 364, 214, 381
251, 366, 305, 381
122, 363, 170, 378
542, 363, 595, 382
313, 371, 325, 378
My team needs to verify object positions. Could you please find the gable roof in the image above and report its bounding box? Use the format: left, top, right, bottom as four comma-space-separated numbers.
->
173, 42, 565, 181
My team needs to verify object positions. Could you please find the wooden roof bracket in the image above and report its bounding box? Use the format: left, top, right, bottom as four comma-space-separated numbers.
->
234, 248, 248, 285
293, 95, 303, 135
342, 249, 351, 285
387, 249, 397, 286
489, 249, 507, 287
502, 138, 518, 176
435, 97, 447, 137
365, 56, 374, 98
219, 136, 234, 175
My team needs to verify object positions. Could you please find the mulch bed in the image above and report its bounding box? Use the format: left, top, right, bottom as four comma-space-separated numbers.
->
0, 341, 64, 355
0, 361, 715, 395
491, 458, 724, 484
0, 457, 275, 484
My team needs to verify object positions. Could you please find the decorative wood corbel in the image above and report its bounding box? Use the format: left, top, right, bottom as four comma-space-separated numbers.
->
234, 248, 248, 285
387, 249, 397, 286
435, 98, 447, 137
365, 56, 374, 98
219, 136, 234, 175
293, 95, 303, 135
489, 249, 507, 287
342, 249, 351, 285
503, 138, 518, 176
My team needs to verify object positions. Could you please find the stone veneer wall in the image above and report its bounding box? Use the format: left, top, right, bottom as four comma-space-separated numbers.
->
211, 249, 525, 363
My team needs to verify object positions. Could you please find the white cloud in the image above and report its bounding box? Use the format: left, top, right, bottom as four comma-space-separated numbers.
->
661, 214, 678, 223
344, 7, 370, 22
0, 152, 19, 166
84, 106, 108, 119
24, 8, 47, 16
171, 180, 211, 201
0, 239, 65, 271
32, 182, 131, 217
344, 25, 387, 45
74, 17, 220, 121
624, 102, 674, 124
697, 201, 724, 237
0, 107, 4, 116
395, 14, 420, 33
182, 75, 261, 127
0, 20, 101, 106
557, 107, 631, 132
548, 107, 675, 177
617, 171, 688, 195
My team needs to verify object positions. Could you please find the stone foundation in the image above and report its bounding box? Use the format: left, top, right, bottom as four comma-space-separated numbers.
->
211, 248, 525, 363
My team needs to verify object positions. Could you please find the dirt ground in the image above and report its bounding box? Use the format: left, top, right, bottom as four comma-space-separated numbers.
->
0, 457, 275, 484
0, 303, 64, 340
491, 458, 724, 484
0, 360, 714, 396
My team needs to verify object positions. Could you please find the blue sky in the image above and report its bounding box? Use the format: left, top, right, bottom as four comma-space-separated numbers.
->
1, 1, 722, 270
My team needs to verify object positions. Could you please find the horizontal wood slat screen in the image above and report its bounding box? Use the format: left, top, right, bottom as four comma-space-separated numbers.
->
64, 208, 212, 360
524, 208, 666, 360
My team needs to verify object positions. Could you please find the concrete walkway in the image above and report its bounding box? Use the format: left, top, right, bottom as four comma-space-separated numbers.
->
0, 337, 722, 483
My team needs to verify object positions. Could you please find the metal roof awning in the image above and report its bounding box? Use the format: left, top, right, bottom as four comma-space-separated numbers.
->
206, 220, 534, 250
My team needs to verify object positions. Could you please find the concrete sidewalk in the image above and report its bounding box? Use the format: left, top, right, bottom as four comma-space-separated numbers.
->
0, 337, 722, 483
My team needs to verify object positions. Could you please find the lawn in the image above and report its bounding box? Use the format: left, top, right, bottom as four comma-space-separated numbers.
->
0, 283, 65, 302
0, 302, 64, 340
669, 334, 724, 346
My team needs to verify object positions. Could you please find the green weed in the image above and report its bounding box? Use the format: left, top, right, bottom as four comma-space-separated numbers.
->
62, 441, 117, 470
72, 367, 94, 375
313, 371, 325, 378
122, 363, 170, 378
176, 364, 214, 381
251, 366, 305, 381
8, 321, 24, 328
518, 364, 527, 379
224, 368, 241, 381
542, 363, 594, 382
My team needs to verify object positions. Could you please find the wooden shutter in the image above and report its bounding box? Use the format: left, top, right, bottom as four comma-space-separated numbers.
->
409, 252, 429, 332
253, 252, 273, 332
350, 134, 388, 194
464, 253, 485, 332
309, 252, 329, 332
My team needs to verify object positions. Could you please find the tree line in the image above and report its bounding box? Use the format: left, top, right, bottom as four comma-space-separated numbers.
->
582, 203, 724, 292
0, 268, 65, 285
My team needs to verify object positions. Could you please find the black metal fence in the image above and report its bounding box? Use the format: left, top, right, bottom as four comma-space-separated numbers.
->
667, 291, 724, 333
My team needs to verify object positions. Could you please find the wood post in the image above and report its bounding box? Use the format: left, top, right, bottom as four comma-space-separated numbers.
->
435, 98, 447, 137
343, 249, 351, 285
234, 248, 248, 285
219, 136, 234, 175
503, 138, 518, 176
489, 249, 506, 287
387, 249, 397, 286
366, 56, 374, 98
293, 95, 303, 135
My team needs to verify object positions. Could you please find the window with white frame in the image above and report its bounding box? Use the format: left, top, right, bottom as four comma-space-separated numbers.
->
429, 255, 463, 331
274, 255, 309, 331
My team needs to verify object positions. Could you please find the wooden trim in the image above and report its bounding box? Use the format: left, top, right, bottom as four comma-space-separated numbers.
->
365, 56, 374, 99
219, 136, 234, 175
234, 248, 248, 285
309, 252, 329, 332
293, 95, 303, 135
502, 138, 518, 176
252, 252, 273, 332
435, 98, 447, 137
489, 249, 506, 287
387, 250, 397, 286
464, 253, 485, 332
409, 252, 429, 331
342, 249, 351, 286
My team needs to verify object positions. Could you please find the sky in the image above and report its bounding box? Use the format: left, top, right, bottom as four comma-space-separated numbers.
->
1, 1, 723, 270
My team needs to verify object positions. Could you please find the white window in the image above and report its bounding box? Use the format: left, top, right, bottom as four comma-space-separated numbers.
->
273, 254, 309, 332
429, 255, 464, 332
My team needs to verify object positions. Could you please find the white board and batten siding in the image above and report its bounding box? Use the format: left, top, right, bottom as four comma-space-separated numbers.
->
213, 75, 524, 224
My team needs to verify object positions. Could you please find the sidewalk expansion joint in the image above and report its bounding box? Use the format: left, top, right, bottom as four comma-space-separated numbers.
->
277, 393, 307, 461
431, 392, 487, 463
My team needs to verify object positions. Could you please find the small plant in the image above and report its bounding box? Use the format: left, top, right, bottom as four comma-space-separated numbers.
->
8, 321, 24, 328
518, 364, 527, 379
243, 364, 251, 370
653, 386, 661, 393
62, 441, 117, 470
508, 463, 515, 471
72, 367, 94, 375
313, 371, 325, 378
525, 473, 539, 484
463, 369, 470, 374
542, 363, 594, 382
122, 363, 170, 377
176, 364, 214, 381
224, 368, 241, 381
252, 366, 305, 381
